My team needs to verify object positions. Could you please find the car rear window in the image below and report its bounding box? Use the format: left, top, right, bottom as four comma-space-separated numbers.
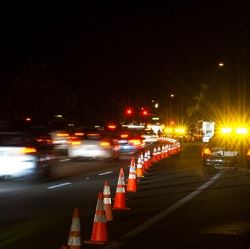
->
209, 134, 250, 148
0, 133, 34, 146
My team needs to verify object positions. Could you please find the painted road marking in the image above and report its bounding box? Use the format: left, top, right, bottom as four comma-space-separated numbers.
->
59, 158, 71, 162
48, 182, 72, 189
98, 171, 113, 176
103, 172, 223, 249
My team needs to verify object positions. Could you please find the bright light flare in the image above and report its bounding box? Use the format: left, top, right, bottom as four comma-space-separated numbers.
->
220, 127, 232, 134
235, 127, 248, 135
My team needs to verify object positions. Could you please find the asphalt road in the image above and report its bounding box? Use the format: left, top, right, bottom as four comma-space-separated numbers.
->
0, 143, 250, 249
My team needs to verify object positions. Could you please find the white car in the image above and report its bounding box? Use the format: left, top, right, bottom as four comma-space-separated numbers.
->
0, 132, 56, 178
68, 132, 119, 160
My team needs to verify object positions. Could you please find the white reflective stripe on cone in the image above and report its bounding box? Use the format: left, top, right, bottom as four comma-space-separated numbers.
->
128, 174, 136, 179
104, 197, 112, 205
70, 218, 81, 231
116, 186, 125, 193
94, 214, 107, 223
68, 236, 81, 246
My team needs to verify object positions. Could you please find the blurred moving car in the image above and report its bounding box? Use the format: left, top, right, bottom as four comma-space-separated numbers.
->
113, 131, 144, 156
201, 128, 250, 168
141, 129, 159, 144
0, 132, 56, 178
68, 132, 119, 160
50, 130, 71, 152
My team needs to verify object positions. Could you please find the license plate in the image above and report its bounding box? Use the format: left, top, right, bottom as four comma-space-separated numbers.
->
213, 150, 238, 157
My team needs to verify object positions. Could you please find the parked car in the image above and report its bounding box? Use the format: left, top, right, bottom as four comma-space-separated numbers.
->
0, 131, 57, 179
201, 133, 250, 168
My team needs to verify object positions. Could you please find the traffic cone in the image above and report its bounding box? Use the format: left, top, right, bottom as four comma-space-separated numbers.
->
119, 168, 126, 195
129, 157, 136, 168
126, 159, 137, 192
85, 192, 109, 245
103, 180, 113, 221
144, 151, 150, 171
161, 145, 165, 159
151, 147, 158, 162
136, 157, 144, 178
113, 168, 130, 210
67, 208, 82, 249
157, 146, 161, 161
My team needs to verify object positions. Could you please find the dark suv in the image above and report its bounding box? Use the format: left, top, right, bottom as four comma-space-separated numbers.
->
201, 133, 250, 168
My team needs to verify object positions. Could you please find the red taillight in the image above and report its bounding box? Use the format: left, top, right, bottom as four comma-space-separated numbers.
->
202, 148, 212, 157
69, 137, 81, 145
120, 134, 129, 139
75, 132, 84, 136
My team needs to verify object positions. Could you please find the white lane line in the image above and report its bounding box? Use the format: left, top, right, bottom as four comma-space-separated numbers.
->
103, 172, 223, 249
98, 171, 113, 176
48, 182, 72, 189
59, 158, 71, 162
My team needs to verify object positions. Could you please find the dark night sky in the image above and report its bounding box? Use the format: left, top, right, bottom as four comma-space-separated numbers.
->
0, 1, 249, 124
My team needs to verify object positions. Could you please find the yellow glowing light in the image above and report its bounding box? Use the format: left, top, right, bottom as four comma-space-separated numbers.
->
202, 148, 212, 156
164, 127, 173, 134
71, 141, 81, 145
57, 133, 69, 137
175, 127, 186, 134
100, 141, 110, 147
235, 127, 248, 135
21, 147, 37, 154
220, 127, 232, 134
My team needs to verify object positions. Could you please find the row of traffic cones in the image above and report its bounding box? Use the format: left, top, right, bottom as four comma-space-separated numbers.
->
63, 169, 129, 248
62, 142, 181, 248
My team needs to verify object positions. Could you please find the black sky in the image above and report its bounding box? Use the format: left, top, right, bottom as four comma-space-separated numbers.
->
0, 1, 249, 124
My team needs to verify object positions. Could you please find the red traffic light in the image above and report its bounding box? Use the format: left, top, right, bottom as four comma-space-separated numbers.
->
142, 110, 148, 115
125, 108, 133, 115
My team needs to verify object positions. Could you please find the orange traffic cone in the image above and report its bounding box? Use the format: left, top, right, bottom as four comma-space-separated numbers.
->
113, 168, 130, 210
136, 157, 144, 178
161, 145, 165, 159
103, 180, 113, 221
129, 157, 136, 168
157, 146, 161, 161
85, 192, 109, 245
151, 147, 158, 162
126, 159, 137, 192
144, 151, 150, 171
67, 208, 82, 249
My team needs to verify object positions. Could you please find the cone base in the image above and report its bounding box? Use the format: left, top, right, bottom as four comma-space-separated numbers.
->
126, 189, 137, 192
112, 207, 131, 211
84, 239, 109, 245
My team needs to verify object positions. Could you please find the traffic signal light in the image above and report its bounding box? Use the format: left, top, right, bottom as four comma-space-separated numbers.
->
126, 108, 133, 115
142, 110, 148, 116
